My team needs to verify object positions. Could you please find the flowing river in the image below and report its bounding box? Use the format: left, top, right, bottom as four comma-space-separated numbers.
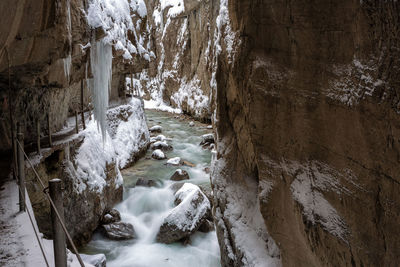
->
80, 109, 221, 267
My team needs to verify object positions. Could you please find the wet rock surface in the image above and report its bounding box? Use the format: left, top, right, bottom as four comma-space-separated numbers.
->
100, 222, 135, 241
170, 169, 190, 181
101, 209, 121, 225
136, 178, 157, 188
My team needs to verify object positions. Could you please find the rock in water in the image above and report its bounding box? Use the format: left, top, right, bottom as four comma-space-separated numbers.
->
200, 133, 215, 146
149, 125, 162, 133
101, 222, 135, 240
80, 254, 106, 267
198, 219, 215, 233
151, 141, 173, 151
136, 178, 157, 187
170, 169, 190, 181
189, 121, 195, 127
101, 208, 121, 224
152, 149, 166, 160
156, 183, 211, 244
166, 157, 182, 166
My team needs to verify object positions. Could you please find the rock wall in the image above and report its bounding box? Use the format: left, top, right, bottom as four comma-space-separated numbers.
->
212, 0, 400, 266
26, 98, 149, 245
136, 0, 216, 121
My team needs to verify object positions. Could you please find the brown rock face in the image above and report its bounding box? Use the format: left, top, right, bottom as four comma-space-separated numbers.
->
212, 1, 400, 267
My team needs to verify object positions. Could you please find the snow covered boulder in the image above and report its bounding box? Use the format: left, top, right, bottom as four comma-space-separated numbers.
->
149, 125, 163, 133
170, 169, 190, 181
80, 253, 106, 267
151, 141, 173, 151
166, 157, 182, 166
152, 149, 166, 160
156, 183, 211, 244
100, 222, 135, 240
189, 121, 195, 127
150, 135, 167, 143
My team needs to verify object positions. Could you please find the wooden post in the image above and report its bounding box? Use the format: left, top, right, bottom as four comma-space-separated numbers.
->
49, 179, 67, 267
47, 113, 52, 147
17, 124, 25, 212
13, 123, 18, 179
75, 111, 79, 134
36, 119, 41, 154
80, 80, 86, 130
130, 73, 134, 97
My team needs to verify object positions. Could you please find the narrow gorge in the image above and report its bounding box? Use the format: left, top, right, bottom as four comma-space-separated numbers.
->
0, 0, 399, 267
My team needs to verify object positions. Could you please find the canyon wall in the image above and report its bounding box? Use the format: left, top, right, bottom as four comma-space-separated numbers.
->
136, 0, 216, 121
212, 0, 400, 266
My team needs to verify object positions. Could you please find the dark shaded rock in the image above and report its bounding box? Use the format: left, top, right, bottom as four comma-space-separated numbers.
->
198, 184, 213, 209
101, 209, 121, 225
136, 178, 157, 187
199, 133, 214, 146
170, 169, 190, 181
101, 222, 135, 240
198, 219, 215, 233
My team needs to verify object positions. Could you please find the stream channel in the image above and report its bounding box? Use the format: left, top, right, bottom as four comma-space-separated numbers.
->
80, 109, 221, 267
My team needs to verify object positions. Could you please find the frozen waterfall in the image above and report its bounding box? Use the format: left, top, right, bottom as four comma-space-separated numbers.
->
90, 40, 113, 140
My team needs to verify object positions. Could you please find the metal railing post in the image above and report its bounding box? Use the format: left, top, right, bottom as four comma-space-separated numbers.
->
13, 123, 18, 179
36, 119, 41, 154
75, 111, 79, 134
17, 124, 25, 212
49, 179, 67, 267
81, 80, 86, 130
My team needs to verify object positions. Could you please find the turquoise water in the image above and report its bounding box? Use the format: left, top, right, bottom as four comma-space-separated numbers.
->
80, 110, 220, 267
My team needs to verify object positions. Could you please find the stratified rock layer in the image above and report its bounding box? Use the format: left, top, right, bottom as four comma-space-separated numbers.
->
212, 0, 400, 267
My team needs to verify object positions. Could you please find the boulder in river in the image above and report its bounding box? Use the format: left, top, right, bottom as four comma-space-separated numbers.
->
149, 125, 162, 133
136, 178, 157, 187
170, 169, 190, 181
200, 134, 215, 149
101, 209, 121, 224
80, 253, 106, 267
156, 183, 211, 244
151, 141, 173, 151
100, 222, 135, 240
189, 121, 195, 127
166, 157, 182, 166
152, 149, 166, 160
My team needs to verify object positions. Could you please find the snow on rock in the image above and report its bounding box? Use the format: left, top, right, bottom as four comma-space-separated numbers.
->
150, 140, 172, 150
149, 125, 163, 133
87, 0, 152, 61
80, 254, 106, 267
325, 58, 386, 106
72, 98, 149, 192
189, 121, 195, 127
156, 183, 211, 243
212, 155, 281, 266
152, 149, 166, 160
107, 98, 150, 168
144, 99, 182, 114
167, 157, 182, 166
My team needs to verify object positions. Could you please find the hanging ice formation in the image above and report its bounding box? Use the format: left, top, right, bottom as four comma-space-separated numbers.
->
90, 39, 113, 140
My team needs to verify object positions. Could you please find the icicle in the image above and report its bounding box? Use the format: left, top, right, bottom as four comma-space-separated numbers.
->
63, 54, 72, 81
90, 39, 113, 141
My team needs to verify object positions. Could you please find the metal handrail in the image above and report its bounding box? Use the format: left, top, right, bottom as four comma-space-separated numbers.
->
16, 140, 85, 267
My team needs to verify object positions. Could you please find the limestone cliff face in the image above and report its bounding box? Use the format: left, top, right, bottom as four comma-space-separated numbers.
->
138, 0, 216, 121
212, 0, 400, 266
